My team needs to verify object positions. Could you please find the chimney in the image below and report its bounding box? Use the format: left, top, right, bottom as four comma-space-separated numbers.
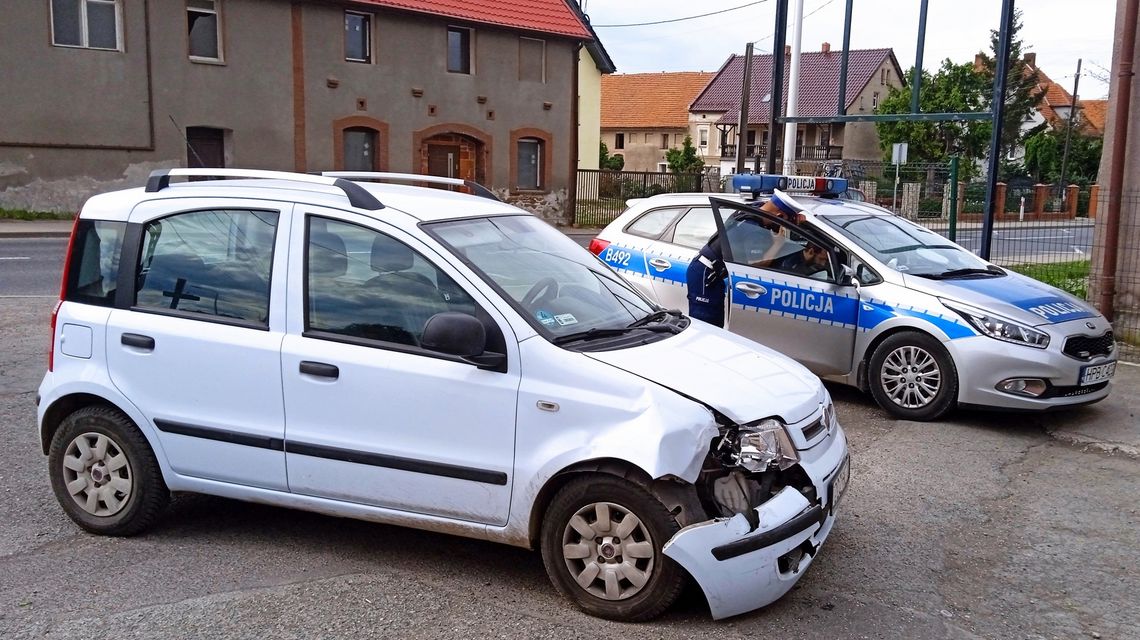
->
1023, 52, 1036, 67
973, 53, 985, 71
785, 45, 791, 57
822, 42, 831, 54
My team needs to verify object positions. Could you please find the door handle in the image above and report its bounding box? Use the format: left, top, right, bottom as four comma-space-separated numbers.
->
734, 282, 768, 299
121, 333, 155, 350
648, 257, 672, 271
300, 361, 339, 380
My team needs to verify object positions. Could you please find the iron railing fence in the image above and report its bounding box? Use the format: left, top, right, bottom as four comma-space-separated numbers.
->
574, 169, 718, 227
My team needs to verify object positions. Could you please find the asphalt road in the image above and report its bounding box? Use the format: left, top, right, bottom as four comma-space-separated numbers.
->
937, 223, 1094, 264
1, 298, 1138, 639
0, 238, 68, 297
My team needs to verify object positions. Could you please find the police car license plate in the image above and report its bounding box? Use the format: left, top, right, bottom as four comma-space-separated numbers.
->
830, 456, 850, 512
1079, 361, 1116, 386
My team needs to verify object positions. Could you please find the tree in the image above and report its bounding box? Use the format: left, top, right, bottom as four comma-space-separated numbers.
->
874, 60, 992, 179
599, 141, 624, 171
665, 135, 704, 174
1023, 124, 1103, 185
977, 9, 1039, 159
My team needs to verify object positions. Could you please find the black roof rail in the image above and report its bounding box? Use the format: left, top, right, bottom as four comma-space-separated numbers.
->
322, 171, 502, 202
144, 168, 385, 210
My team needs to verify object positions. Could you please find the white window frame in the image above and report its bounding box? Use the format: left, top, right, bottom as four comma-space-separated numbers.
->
344, 10, 372, 64
51, 0, 123, 51
698, 127, 709, 148
187, 0, 223, 63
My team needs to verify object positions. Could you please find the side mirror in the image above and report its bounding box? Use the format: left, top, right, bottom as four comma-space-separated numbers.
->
841, 264, 860, 289
421, 312, 506, 371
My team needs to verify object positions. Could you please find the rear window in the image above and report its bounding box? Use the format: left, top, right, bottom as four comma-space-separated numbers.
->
65, 220, 126, 306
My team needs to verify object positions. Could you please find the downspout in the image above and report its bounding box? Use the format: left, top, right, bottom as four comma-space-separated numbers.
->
570, 42, 581, 226
1099, 0, 1138, 321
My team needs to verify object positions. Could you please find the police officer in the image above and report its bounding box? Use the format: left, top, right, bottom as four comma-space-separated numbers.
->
686, 189, 804, 327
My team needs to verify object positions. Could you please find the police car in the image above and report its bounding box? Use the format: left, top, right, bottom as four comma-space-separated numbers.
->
591, 174, 1115, 421
40, 168, 848, 621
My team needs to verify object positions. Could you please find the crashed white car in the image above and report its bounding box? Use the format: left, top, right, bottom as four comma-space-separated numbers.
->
38, 169, 849, 621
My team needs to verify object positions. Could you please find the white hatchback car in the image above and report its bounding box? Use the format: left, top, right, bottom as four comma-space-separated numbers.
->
39, 169, 848, 621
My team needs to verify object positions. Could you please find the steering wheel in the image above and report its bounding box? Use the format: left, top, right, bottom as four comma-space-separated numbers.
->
521, 277, 559, 307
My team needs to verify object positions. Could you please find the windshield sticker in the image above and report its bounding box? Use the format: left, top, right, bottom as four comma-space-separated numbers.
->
536, 310, 556, 326
555, 313, 578, 326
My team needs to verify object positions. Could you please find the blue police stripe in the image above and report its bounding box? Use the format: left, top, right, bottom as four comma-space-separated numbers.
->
598, 243, 651, 279
730, 275, 859, 328
857, 299, 975, 339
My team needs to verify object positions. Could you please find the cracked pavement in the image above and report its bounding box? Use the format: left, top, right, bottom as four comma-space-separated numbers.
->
1, 299, 1137, 639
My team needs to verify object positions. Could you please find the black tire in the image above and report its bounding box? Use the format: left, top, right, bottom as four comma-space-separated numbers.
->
540, 475, 686, 622
867, 331, 958, 421
48, 406, 169, 536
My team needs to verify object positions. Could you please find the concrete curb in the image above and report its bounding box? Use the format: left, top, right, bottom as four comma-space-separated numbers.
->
1043, 428, 1140, 458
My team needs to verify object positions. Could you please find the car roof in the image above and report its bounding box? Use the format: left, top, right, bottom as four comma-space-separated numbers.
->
79, 178, 525, 223
618, 191, 894, 220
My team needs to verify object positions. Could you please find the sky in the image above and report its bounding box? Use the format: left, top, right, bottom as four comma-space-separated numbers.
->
580, 0, 1116, 100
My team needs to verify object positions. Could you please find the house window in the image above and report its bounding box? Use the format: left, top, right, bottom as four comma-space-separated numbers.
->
519, 37, 545, 82
517, 138, 542, 190
657, 162, 669, 173
880, 68, 886, 85
447, 27, 472, 74
645, 133, 653, 144
819, 125, 830, 148
186, 127, 226, 168
345, 11, 371, 63
187, 0, 222, 61
872, 92, 879, 108
51, 0, 121, 50
343, 128, 378, 171
674, 134, 683, 146
699, 127, 709, 147
614, 133, 624, 150
661, 134, 670, 149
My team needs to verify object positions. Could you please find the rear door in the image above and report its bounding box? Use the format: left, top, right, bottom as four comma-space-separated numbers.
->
280, 208, 520, 525
106, 200, 291, 490
596, 206, 683, 302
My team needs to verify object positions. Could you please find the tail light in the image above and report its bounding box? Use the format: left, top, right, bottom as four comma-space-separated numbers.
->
587, 237, 610, 256
49, 215, 82, 372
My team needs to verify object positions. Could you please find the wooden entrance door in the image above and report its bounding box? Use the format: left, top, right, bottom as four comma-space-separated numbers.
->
427, 145, 460, 178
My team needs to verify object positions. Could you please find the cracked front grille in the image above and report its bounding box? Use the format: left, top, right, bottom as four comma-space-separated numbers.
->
1063, 332, 1114, 360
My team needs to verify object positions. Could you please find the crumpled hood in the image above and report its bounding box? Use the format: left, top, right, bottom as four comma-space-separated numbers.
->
903, 270, 1099, 327
584, 321, 824, 425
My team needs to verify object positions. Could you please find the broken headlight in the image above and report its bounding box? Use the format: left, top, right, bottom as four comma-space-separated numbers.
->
730, 418, 800, 472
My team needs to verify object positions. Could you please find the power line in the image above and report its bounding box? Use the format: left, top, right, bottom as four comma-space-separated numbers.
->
592, 1, 768, 28
749, 0, 836, 45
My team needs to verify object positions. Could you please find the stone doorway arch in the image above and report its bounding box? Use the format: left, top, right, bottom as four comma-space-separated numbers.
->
413, 124, 491, 185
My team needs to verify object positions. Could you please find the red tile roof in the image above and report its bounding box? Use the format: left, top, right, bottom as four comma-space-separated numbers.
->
1024, 61, 1074, 127
601, 72, 716, 129
351, 0, 592, 39
690, 48, 900, 123
1080, 99, 1107, 136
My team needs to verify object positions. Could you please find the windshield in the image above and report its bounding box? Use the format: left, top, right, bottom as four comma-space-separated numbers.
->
427, 216, 659, 339
820, 213, 999, 278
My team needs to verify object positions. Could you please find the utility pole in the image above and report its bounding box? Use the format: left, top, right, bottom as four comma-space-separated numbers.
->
736, 42, 755, 175
764, 0, 789, 174
1058, 58, 1082, 199
781, 0, 805, 174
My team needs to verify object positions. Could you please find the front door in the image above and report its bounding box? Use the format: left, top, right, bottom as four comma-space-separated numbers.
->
427, 144, 460, 178
106, 200, 290, 489
711, 199, 859, 376
280, 209, 520, 525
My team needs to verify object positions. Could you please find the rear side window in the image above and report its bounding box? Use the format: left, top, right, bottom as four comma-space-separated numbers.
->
65, 219, 126, 306
671, 206, 722, 249
135, 209, 279, 326
625, 208, 682, 239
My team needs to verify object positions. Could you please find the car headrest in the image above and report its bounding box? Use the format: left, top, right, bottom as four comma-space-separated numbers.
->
371, 234, 414, 272
309, 231, 347, 277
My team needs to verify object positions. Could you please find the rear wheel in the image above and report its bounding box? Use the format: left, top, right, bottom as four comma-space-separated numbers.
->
868, 331, 958, 421
48, 406, 168, 536
540, 475, 686, 622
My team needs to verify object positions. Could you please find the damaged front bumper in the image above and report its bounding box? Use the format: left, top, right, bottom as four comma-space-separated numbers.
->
662, 424, 849, 620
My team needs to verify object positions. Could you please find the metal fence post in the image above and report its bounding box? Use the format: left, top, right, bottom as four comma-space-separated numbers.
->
948, 156, 959, 242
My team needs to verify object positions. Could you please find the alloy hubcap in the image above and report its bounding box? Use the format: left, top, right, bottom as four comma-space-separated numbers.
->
62, 432, 133, 517
881, 346, 942, 409
561, 501, 655, 601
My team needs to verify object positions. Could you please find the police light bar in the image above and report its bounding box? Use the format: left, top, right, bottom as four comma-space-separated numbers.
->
731, 174, 848, 199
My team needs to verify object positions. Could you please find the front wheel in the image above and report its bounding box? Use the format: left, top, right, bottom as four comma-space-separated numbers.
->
540, 475, 686, 622
867, 331, 958, 421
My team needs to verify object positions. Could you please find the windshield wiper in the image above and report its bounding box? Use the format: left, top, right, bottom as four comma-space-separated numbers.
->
627, 308, 683, 328
553, 323, 678, 345
919, 266, 1005, 280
